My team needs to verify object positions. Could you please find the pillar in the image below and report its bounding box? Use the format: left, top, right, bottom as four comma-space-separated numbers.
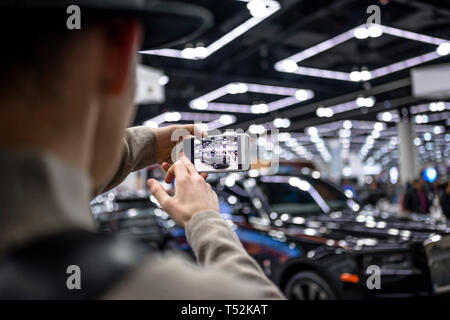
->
397, 121, 418, 185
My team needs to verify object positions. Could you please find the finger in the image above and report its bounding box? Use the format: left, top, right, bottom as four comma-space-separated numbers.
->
177, 124, 200, 139
147, 179, 171, 208
212, 190, 219, 203
172, 160, 189, 180
200, 173, 208, 180
164, 166, 176, 184
182, 124, 196, 136
161, 162, 171, 172
181, 134, 195, 141
182, 124, 207, 138
180, 153, 196, 175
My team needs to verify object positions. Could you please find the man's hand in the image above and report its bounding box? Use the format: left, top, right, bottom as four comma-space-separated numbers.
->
161, 161, 208, 184
152, 124, 203, 165
147, 154, 219, 228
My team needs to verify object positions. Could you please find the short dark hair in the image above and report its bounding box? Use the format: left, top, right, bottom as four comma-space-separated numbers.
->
0, 8, 135, 101
0, 9, 77, 100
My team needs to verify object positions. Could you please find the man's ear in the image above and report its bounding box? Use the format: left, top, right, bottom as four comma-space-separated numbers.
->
101, 19, 143, 96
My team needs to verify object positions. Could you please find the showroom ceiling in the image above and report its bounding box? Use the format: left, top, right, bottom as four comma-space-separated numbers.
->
137, 0, 450, 166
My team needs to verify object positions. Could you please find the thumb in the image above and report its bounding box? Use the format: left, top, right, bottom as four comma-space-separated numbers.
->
147, 179, 171, 208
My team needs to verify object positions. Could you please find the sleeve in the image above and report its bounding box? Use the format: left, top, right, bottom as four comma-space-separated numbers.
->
185, 210, 285, 299
95, 126, 157, 195
103, 254, 285, 300
103, 211, 285, 300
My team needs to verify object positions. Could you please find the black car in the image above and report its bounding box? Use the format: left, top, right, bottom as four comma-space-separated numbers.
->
91, 174, 450, 300
91, 191, 178, 251
209, 173, 450, 299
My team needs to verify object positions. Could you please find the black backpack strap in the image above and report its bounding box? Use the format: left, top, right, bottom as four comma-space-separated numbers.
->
0, 229, 150, 299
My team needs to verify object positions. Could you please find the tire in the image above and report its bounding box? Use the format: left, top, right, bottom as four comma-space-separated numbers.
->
284, 271, 337, 300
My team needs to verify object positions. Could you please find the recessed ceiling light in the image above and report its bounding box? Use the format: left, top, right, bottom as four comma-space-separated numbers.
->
437, 43, 450, 56
249, 124, 266, 134
365, 97, 376, 107
343, 120, 352, 129
307, 127, 318, 136
251, 103, 269, 114
360, 70, 372, 81
181, 47, 196, 59
158, 75, 170, 86
316, 107, 334, 117
273, 118, 291, 128
194, 45, 209, 58
381, 112, 392, 122
219, 115, 234, 125
350, 70, 362, 82
433, 126, 443, 135
227, 82, 248, 94
354, 27, 370, 39
373, 122, 384, 132
164, 112, 182, 122
190, 98, 209, 110
414, 137, 421, 146
280, 59, 299, 73
247, 0, 275, 18
368, 25, 383, 38
295, 89, 311, 101
356, 96, 366, 107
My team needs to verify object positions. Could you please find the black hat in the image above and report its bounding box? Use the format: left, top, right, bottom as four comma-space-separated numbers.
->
0, 0, 213, 50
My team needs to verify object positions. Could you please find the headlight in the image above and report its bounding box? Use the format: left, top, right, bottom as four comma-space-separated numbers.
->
362, 253, 414, 271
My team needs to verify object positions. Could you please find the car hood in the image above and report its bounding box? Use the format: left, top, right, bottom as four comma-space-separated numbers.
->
250, 207, 450, 251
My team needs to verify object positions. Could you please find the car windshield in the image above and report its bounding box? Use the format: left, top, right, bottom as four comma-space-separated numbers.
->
257, 176, 350, 215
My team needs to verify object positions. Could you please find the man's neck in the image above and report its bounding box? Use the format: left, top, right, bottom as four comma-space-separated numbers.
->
0, 99, 99, 175
0, 150, 95, 255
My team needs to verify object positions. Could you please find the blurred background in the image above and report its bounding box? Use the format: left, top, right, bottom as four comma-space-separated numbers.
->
133, 0, 450, 218
93, 0, 450, 299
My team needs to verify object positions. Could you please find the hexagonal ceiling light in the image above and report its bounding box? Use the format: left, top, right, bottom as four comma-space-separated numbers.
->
189, 82, 314, 113
275, 24, 450, 82
140, 0, 281, 60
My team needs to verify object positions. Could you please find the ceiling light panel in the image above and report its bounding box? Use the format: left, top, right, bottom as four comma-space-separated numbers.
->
189, 82, 314, 113
275, 24, 449, 81
141, 0, 281, 60
143, 111, 237, 131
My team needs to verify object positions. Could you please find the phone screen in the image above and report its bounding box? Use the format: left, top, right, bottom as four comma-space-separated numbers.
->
186, 133, 247, 172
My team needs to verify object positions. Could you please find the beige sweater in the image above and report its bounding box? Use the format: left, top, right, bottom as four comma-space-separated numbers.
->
0, 126, 284, 300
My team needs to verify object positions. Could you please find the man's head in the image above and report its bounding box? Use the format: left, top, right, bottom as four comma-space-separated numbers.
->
412, 179, 422, 190
0, 9, 143, 188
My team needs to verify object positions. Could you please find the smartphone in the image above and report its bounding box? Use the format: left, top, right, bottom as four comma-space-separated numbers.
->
183, 133, 250, 173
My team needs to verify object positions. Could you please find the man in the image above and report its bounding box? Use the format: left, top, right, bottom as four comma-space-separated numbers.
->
440, 181, 450, 219
0, 1, 284, 299
403, 179, 430, 214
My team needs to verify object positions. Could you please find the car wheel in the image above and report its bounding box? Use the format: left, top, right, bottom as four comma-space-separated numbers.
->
284, 271, 337, 300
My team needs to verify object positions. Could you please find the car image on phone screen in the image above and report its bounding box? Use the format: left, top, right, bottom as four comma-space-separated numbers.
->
183, 133, 250, 173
